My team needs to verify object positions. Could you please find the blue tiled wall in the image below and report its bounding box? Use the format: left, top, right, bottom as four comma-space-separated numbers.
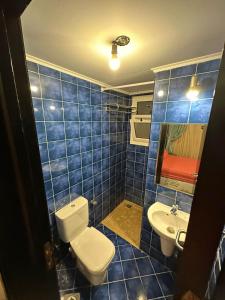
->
125, 144, 148, 206
140, 58, 221, 268
27, 60, 130, 231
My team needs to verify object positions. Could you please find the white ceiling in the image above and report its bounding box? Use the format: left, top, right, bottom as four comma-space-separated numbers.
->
22, 0, 225, 92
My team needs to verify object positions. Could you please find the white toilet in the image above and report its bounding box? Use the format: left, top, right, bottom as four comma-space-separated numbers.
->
55, 196, 115, 285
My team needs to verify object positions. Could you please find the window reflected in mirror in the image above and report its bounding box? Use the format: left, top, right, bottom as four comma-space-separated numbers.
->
156, 124, 207, 194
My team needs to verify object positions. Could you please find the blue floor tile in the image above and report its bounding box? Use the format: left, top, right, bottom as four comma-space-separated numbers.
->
142, 275, 163, 299
103, 226, 115, 236
112, 246, 120, 262
136, 257, 155, 276
107, 234, 118, 246
119, 245, 135, 260
117, 235, 129, 246
150, 257, 169, 273
57, 225, 175, 300
125, 278, 145, 300
122, 260, 139, 279
132, 246, 148, 259
91, 284, 109, 300
96, 224, 104, 233
157, 272, 174, 296
109, 281, 127, 300
108, 262, 124, 282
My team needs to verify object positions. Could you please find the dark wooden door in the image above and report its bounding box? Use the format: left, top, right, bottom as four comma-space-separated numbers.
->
175, 46, 225, 299
0, 2, 60, 300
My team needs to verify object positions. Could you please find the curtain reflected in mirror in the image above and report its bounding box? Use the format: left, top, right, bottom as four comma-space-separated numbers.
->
156, 124, 207, 194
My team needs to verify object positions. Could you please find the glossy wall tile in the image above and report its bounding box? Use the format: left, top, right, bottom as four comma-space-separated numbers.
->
140, 58, 221, 269
28, 60, 130, 232
125, 144, 148, 206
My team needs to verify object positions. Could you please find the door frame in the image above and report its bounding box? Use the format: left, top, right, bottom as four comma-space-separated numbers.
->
1, 1, 225, 299
0, 1, 60, 299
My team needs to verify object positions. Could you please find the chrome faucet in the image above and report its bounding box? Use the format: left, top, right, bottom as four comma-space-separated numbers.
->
170, 204, 178, 215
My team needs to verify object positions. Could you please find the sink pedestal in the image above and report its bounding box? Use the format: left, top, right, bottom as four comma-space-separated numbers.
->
160, 237, 175, 257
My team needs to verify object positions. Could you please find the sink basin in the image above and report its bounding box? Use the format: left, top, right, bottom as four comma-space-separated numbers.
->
147, 202, 189, 256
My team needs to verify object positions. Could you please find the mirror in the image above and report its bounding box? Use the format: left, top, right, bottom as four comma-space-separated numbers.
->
156, 123, 207, 194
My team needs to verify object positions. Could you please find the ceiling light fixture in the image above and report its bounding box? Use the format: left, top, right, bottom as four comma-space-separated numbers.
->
186, 74, 200, 101
109, 35, 130, 71
109, 41, 120, 71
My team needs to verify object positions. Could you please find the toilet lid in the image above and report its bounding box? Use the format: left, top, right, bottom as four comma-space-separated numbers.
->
70, 227, 115, 274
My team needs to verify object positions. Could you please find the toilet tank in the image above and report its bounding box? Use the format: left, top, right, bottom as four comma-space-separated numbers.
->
55, 196, 89, 243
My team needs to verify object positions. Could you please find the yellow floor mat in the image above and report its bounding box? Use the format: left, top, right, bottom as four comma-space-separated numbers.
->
102, 200, 143, 248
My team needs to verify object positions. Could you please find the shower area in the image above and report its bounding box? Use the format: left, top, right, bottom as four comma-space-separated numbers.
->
102, 94, 152, 247
28, 58, 153, 252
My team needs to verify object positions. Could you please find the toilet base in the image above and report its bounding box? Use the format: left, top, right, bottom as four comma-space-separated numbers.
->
76, 257, 107, 286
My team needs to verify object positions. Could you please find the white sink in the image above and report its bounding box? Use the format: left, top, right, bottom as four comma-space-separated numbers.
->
147, 202, 189, 256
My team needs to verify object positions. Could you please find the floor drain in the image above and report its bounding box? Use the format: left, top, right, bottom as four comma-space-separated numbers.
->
126, 204, 132, 208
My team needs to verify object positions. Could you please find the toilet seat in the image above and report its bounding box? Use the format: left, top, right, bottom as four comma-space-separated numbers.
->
70, 227, 115, 274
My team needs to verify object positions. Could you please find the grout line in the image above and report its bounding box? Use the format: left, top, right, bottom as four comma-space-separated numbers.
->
131, 247, 146, 292
163, 69, 171, 123
60, 71, 72, 203
151, 259, 166, 299
58, 273, 173, 291
155, 69, 219, 82
117, 241, 129, 300
32, 94, 214, 113
36, 64, 56, 212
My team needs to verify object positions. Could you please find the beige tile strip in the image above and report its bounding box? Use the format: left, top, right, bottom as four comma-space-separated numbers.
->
102, 200, 143, 248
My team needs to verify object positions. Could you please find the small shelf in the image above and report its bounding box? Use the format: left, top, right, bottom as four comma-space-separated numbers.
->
104, 103, 136, 114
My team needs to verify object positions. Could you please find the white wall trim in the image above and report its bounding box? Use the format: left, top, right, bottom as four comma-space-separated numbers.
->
151, 51, 222, 73
101, 80, 154, 92
26, 54, 130, 95
129, 89, 154, 96
27, 51, 223, 94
